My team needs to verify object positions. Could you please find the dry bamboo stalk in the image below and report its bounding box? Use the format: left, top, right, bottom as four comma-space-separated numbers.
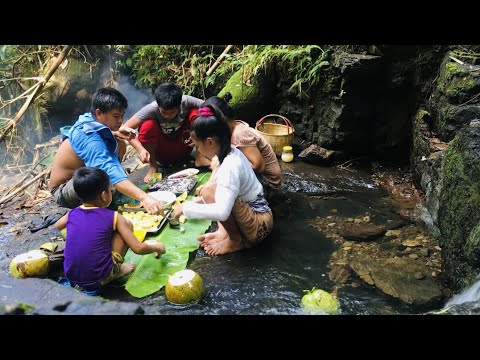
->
206, 45, 234, 76
0, 45, 73, 143
0, 166, 51, 205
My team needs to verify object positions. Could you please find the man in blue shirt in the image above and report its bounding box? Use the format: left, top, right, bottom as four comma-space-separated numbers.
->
49, 87, 164, 215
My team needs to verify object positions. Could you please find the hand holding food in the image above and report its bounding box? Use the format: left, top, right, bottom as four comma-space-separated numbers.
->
141, 194, 165, 216
172, 203, 183, 221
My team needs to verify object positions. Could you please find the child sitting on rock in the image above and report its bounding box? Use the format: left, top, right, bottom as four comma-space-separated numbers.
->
54, 167, 165, 292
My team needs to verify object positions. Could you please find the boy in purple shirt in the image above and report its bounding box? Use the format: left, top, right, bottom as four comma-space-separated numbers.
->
55, 167, 165, 291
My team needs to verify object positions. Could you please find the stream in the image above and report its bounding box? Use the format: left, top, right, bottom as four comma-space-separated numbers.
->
100, 161, 430, 314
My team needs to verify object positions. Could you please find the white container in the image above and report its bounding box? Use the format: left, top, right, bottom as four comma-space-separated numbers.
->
281, 146, 294, 163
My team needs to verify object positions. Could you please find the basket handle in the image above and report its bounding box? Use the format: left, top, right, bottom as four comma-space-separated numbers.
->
256, 114, 294, 130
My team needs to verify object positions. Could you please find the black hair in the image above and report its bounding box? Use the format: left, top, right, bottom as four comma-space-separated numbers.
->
154, 83, 182, 109
191, 104, 231, 163
201, 92, 234, 120
90, 87, 128, 115
73, 167, 110, 203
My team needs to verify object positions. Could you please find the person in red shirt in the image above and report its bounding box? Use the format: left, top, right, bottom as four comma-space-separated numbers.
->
119, 83, 203, 183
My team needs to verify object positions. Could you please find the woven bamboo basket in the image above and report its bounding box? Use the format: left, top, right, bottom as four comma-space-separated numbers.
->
255, 114, 295, 156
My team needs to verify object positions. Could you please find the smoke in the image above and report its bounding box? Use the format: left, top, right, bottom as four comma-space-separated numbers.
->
116, 76, 154, 120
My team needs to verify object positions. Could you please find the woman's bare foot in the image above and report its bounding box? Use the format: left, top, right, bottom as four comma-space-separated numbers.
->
118, 263, 136, 277
144, 165, 157, 183
198, 231, 244, 255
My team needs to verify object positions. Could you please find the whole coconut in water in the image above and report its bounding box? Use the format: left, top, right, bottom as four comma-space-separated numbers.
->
165, 269, 205, 305
9, 250, 49, 279
301, 287, 339, 315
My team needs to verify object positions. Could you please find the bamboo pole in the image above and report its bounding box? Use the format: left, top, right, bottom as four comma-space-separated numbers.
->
206, 45, 234, 76
0, 45, 73, 143
0, 166, 51, 205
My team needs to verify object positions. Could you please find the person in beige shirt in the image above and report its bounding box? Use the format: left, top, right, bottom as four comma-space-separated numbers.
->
195, 93, 281, 190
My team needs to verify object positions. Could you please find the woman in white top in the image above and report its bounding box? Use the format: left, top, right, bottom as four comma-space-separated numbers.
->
172, 105, 273, 255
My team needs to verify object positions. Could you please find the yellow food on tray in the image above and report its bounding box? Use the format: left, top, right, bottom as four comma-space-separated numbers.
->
124, 203, 142, 209
122, 212, 163, 232
134, 229, 147, 242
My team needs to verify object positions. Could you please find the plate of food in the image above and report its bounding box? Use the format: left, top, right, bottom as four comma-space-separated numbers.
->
167, 168, 199, 179
148, 177, 198, 195
121, 211, 166, 233
148, 190, 177, 209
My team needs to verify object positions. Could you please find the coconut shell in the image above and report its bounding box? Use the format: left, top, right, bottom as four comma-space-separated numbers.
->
9, 250, 49, 279
301, 288, 339, 315
165, 269, 205, 305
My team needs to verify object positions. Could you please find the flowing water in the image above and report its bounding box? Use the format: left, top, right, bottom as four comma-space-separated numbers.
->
103, 162, 424, 314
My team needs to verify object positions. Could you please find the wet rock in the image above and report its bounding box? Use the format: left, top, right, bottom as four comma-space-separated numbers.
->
397, 244, 407, 251
338, 223, 386, 242
379, 242, 396, 251
414, 271, 425, 280
420, 248, 430, 257
0, 273, 150, 315
350, 257, 443, 306
298, 144, 344, 165
328, 264, 351, 284
403, 239, 423, 247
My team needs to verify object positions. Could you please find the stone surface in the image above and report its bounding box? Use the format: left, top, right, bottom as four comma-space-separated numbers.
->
350, 257, 443, 306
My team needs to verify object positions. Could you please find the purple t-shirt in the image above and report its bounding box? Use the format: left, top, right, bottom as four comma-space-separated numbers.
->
64, 207, 118, 289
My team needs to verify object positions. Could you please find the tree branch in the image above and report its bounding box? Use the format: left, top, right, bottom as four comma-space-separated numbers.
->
206, 45, 234, 76
0, 45, 73, 144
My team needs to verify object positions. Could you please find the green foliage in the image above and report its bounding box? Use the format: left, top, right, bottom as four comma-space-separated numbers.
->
123, 172, 212, 298
114, 45, 226, 97
218, 45, 332, 97
439, 135, 480, 290
116, 45, 333, 99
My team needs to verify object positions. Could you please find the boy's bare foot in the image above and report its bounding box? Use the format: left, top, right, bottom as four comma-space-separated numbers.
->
118, 263, 135, 277
144, 165, 157, 183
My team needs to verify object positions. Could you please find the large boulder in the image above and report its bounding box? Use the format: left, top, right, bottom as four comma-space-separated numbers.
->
218, 68, 275, 126
429, 55, 480, 141
438, 123, 480, 291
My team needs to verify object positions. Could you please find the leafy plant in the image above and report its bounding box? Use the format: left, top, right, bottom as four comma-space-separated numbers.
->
114, 45, 227, 98
217, 45, 332, 97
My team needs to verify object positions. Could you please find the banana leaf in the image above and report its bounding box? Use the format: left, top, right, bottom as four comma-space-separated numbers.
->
124, 172, 211, 298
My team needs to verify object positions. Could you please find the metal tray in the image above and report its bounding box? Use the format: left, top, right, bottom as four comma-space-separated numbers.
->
119, 209, 172, 233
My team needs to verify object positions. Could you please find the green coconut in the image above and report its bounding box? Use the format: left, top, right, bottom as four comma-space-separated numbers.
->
9, 250, 49, 279
301, 287, 339, 315
165, 269, 205, 305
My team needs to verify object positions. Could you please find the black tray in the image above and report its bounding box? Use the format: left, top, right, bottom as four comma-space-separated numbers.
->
148, 177, 198, 195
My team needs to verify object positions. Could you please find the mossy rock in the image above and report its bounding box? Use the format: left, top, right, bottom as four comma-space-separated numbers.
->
439, 126, 480, 291
437, 58, 480, 105
436, 103, 480, 141
218, 68, 275, 125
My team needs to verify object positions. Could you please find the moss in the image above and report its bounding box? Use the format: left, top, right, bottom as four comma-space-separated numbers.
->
16, 302, 35, 314
416, 109, 430, 121
437, 61, 465, 93
444, 62, 462, 82
466, 221, 480, 263
322, 75, 339, 94
446, 76, 477, 98
459, 271, 479, 291
218, 69, 260, 108
439, 135, 480, 290
217, 68, 273, 123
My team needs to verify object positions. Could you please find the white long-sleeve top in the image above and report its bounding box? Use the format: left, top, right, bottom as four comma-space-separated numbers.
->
183, 147, 264, 221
